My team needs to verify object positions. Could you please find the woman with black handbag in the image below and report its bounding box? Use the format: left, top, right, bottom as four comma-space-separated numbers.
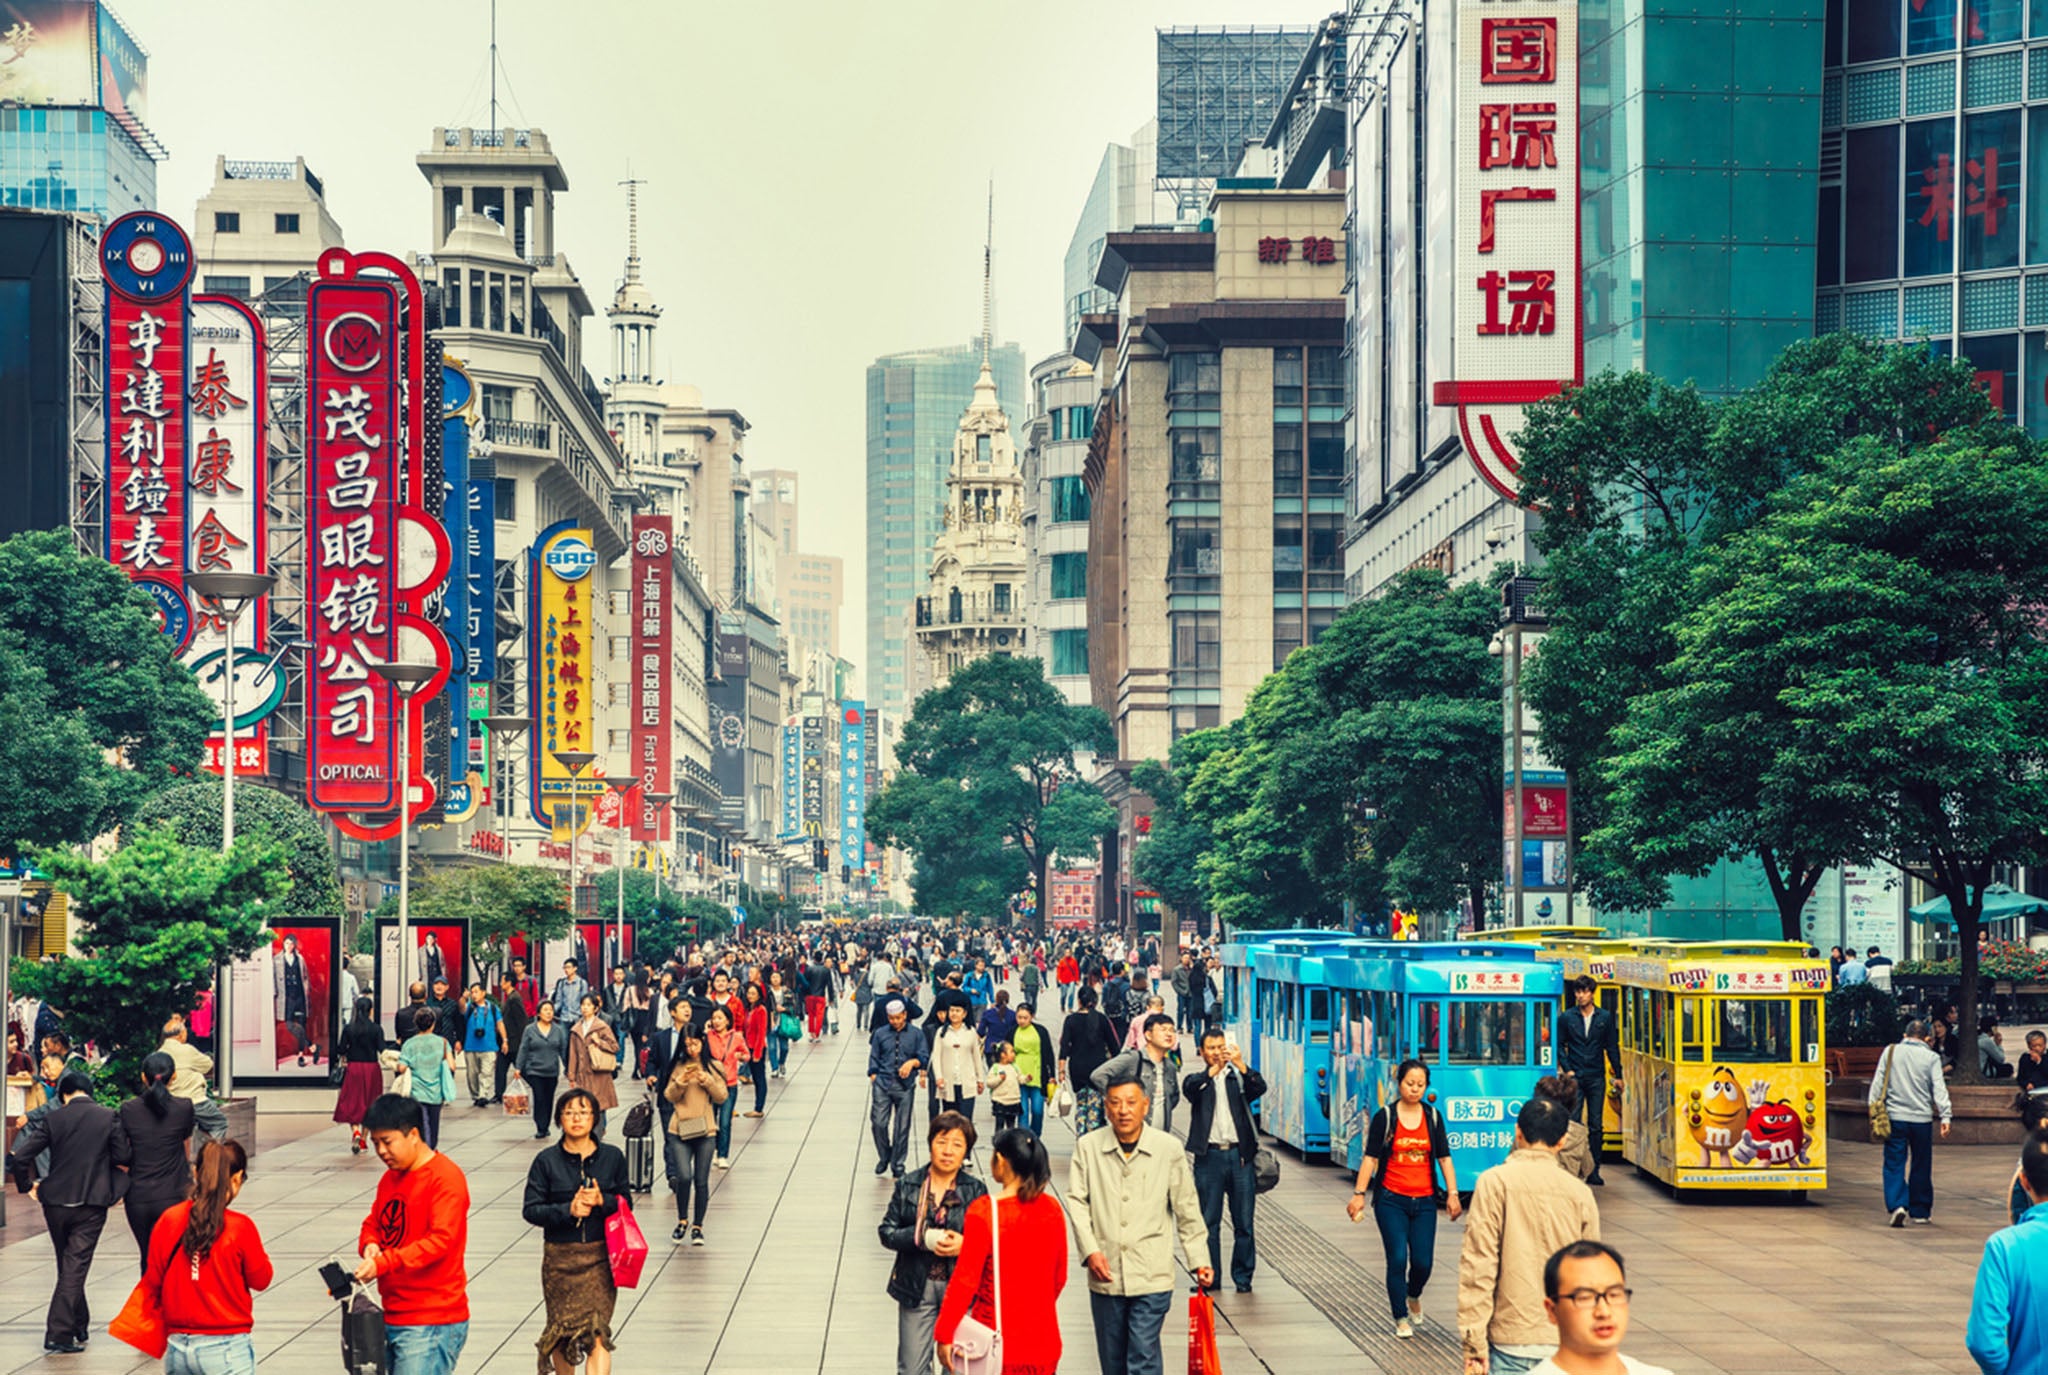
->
522, 1088, 628, 1375
1346, 1058, 1463, 1340
880, 1112, 986, 1375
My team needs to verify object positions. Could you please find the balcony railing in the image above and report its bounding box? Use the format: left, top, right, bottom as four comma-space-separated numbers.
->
916, 593, 1028, 629
480, 417, 553, 452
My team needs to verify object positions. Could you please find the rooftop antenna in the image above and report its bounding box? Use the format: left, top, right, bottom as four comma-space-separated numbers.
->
620, 168, 646, 283
489, 0, 498, 135
981, 179, 993, 369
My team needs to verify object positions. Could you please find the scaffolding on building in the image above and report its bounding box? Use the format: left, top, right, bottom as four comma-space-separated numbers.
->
67, 217, 106, 561
1155, 25, 1319, 216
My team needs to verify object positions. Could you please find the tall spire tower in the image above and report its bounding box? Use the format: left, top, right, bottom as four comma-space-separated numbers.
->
605, 175, 663, 473
913, 196, 1029, 692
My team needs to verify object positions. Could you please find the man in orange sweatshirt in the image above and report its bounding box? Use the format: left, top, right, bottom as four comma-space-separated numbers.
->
354, 1095, 470, 1375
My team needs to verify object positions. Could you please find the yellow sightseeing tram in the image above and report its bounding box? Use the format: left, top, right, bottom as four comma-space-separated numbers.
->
1611, 942, 1831, 1194
1529, 936, 1654, 1157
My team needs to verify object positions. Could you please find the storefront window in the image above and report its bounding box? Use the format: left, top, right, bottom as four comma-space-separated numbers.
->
1963, 111, 2020, 271
1903, 118, 1957, 278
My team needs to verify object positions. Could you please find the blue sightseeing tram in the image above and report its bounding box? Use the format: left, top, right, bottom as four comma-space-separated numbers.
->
1248, 942, 1346, 1154
1217, 928, 1351, 1083
1324, 942, 1563, 1189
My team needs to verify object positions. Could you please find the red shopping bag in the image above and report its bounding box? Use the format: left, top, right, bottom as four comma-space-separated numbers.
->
1188, 1290, 1222, 1375
606, 1196, 649, 1288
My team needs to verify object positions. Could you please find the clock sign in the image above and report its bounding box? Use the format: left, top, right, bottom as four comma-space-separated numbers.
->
101, 213, 194, 302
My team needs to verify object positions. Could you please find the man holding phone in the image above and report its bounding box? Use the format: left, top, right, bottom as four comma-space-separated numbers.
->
354, 1095, 470, 1375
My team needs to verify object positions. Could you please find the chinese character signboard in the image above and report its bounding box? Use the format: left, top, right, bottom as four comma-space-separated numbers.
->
630, 516, 673, 841
305, 269, 401, 813
530, 521, 600, 830
439, 362, 473, 784
840, 702, 866, 872
799, 711, 825, 837
780, 716, 801, 841
187, 295, 269, 776
101, 213, 194, 632
1431, 0, 1581, 502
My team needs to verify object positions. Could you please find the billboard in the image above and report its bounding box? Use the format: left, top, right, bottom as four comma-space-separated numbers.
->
839, 701, 866, 872
629, 516, 673, 841
779, 715, 800, 840
530, 522, 599, 829
101, 213, 193, 632
711, 632, 749, 829
95, 1, 147, 132
227, 919, 341, 1086
304, 270, 400, 813
0, 214, 72, 539
187, 296, 268, 778
1431, 0, 1582, 502
0, 0, 97, 108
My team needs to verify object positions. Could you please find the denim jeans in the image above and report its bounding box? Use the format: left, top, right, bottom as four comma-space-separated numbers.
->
418, 1101, 442, 1149
1019, 1084, 1046, 1137
714, 1090, 737, 1156
1882, 1118, 1936, 1219
387, 1319, 469, 1375
1193, 1148, 1258, 1288
1089, 1289, 1173, 1375
1372, 1190, 1438, 1320
1490, 1347, 1550, 1374
164, 1332, 256, 1374
768, 1032, 789, 1074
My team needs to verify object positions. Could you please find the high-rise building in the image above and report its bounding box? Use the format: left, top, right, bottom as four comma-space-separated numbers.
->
192, 157, 344, 305
1022, 352, 1095, 705
1062, 121, 1171, 343
865, 338, 1026, 721
1154, 26, 1319, 216
1074, 186, 1347, 931
752, 468, 845, 663
0, 3, 161, 217
914, 340, 1030, 691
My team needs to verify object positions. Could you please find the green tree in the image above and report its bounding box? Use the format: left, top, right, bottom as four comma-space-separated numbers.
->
407, 863, 572, 973
868, 656, 1115, 932
131, 778, 345, 915
589, 867, 713, 964
1131, 730, 1230, 930
0, 531, 213, 852
14, 827, 289, 1088
1667, 431, 2048, 1080
680, 895, 734, 944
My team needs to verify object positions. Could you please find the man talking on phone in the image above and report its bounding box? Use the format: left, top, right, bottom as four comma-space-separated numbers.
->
1182, 1028, 1266, 1293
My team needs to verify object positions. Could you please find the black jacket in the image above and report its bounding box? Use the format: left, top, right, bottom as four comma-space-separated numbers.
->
1058, 1011, 1119, 1085
395, 999, 431, 1045
521, 1139, 629, 1245
1183, 1065, 1267, 1163
2020, 1052, 2048, 1094
339, 1018, 385, 1063
9, 1096, 130, 1206
116, 1096, 195, 1202
1557, 1004, 1621, 1081
878, 1165, 989, 1306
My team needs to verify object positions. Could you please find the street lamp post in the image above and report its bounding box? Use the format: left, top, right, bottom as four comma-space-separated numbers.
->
479, 715, 532, 864
647, 791, 674, 914
372, 661, 441, 996
552, 750, 597, 943
185, 568, 277, 1104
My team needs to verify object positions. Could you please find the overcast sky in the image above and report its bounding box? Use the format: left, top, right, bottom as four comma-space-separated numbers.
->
120, 0, 1316, 665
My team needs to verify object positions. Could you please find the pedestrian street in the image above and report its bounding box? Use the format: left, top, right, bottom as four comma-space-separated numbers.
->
0, 990, 2018, 1374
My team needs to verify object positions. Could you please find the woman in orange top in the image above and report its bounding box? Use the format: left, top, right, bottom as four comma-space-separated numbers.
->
705, 1005, 748, 1168
935, 1128, 1067, 1375
1347, 1059, 1462, 1340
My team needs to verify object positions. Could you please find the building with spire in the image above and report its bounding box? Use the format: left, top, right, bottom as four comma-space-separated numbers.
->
604, 178, 663, 473
913, 235, 1030, 691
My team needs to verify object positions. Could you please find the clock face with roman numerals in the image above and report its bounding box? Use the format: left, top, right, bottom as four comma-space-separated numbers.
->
100, 212, 193, 302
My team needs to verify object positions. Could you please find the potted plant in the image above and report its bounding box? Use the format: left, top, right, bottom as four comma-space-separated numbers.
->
1826, 982, 1904, 1078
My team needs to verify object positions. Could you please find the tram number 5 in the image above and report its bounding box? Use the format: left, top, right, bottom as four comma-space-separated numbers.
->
1540, 1044, 1552, 1066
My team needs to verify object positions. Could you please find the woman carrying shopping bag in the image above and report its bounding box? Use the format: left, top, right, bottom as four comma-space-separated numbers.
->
523, 1088, 629, 1375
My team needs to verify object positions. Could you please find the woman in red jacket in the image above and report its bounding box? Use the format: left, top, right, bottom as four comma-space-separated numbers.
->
935, 1128, 1067, 1375
1055, 954, 1081, 1013
739, 983, 771, 1118
142, 1138, 273, 1372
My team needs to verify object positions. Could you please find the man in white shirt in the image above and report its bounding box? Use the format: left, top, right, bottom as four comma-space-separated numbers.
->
1182, 1028, 1267, 1293
1530, 1241, 1671, 1375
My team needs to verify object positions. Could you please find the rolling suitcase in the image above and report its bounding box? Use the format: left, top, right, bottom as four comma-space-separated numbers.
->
626, 1132, 656, 1194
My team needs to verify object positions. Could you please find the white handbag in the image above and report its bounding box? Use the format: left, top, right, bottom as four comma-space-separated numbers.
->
949, 1194, 1003, 1375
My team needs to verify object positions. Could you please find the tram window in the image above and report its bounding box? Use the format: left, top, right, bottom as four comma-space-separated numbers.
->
1717, 998, 1793, 1062
1310, 988, 1329, 1024
1444, 1001, 1529, 1065
1535, 1001, 1555, 1068
1417, 1000, 1443, 1059
1679, 998, 1705, 1062
1650, 993, 1670, 1059
1798, 998, 1819, 1063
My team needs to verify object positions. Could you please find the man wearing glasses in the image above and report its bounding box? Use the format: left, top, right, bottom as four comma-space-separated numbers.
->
1456, 1097, 1601, 1375
1531, 1241, 1670, 1375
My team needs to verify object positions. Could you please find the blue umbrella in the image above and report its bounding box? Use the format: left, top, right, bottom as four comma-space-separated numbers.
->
1907, 883, 2048, 924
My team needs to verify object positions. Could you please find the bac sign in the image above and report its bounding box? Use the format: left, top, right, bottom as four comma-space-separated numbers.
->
1431, 0, 1581, 504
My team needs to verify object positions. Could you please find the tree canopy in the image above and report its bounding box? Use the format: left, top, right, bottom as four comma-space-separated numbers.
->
15, 826, 289, 1087
406, 863, 573, 971
867, 655, 1114, 929
0, 531, 214, 853
132, 778, 345, 915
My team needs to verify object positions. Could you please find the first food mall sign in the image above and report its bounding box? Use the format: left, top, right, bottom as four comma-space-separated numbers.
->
1432, 0, 1581, 503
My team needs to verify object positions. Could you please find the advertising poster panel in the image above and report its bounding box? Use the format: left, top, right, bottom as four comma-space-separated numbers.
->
227, 919, 341, 1085
0, 1, 98, 107
630, 516, 673, 841
375, 919, 469, 1027
529, 522, 599, 829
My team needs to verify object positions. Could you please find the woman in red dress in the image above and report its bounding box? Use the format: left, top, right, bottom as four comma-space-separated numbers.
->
935, 1128, 1067, 1375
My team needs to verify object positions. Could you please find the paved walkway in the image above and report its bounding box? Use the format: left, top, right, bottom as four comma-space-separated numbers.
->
0, 983, 2019, 1374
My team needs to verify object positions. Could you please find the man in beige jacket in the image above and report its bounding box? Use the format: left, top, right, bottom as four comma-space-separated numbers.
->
1458, 1097, 1601, 1374
1069, 1074, 1213, 1375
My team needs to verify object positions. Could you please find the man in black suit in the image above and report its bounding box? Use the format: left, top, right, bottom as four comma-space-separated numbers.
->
1557, 974, 1622, 1185
9, 1070, 130, 1353
1183, 1027, 1268, 1293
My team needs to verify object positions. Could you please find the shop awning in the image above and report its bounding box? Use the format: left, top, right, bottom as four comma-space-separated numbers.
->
1907, 883, 2048, 924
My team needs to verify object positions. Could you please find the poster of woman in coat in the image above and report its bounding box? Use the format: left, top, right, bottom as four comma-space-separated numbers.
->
228, 922, 337, 1082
